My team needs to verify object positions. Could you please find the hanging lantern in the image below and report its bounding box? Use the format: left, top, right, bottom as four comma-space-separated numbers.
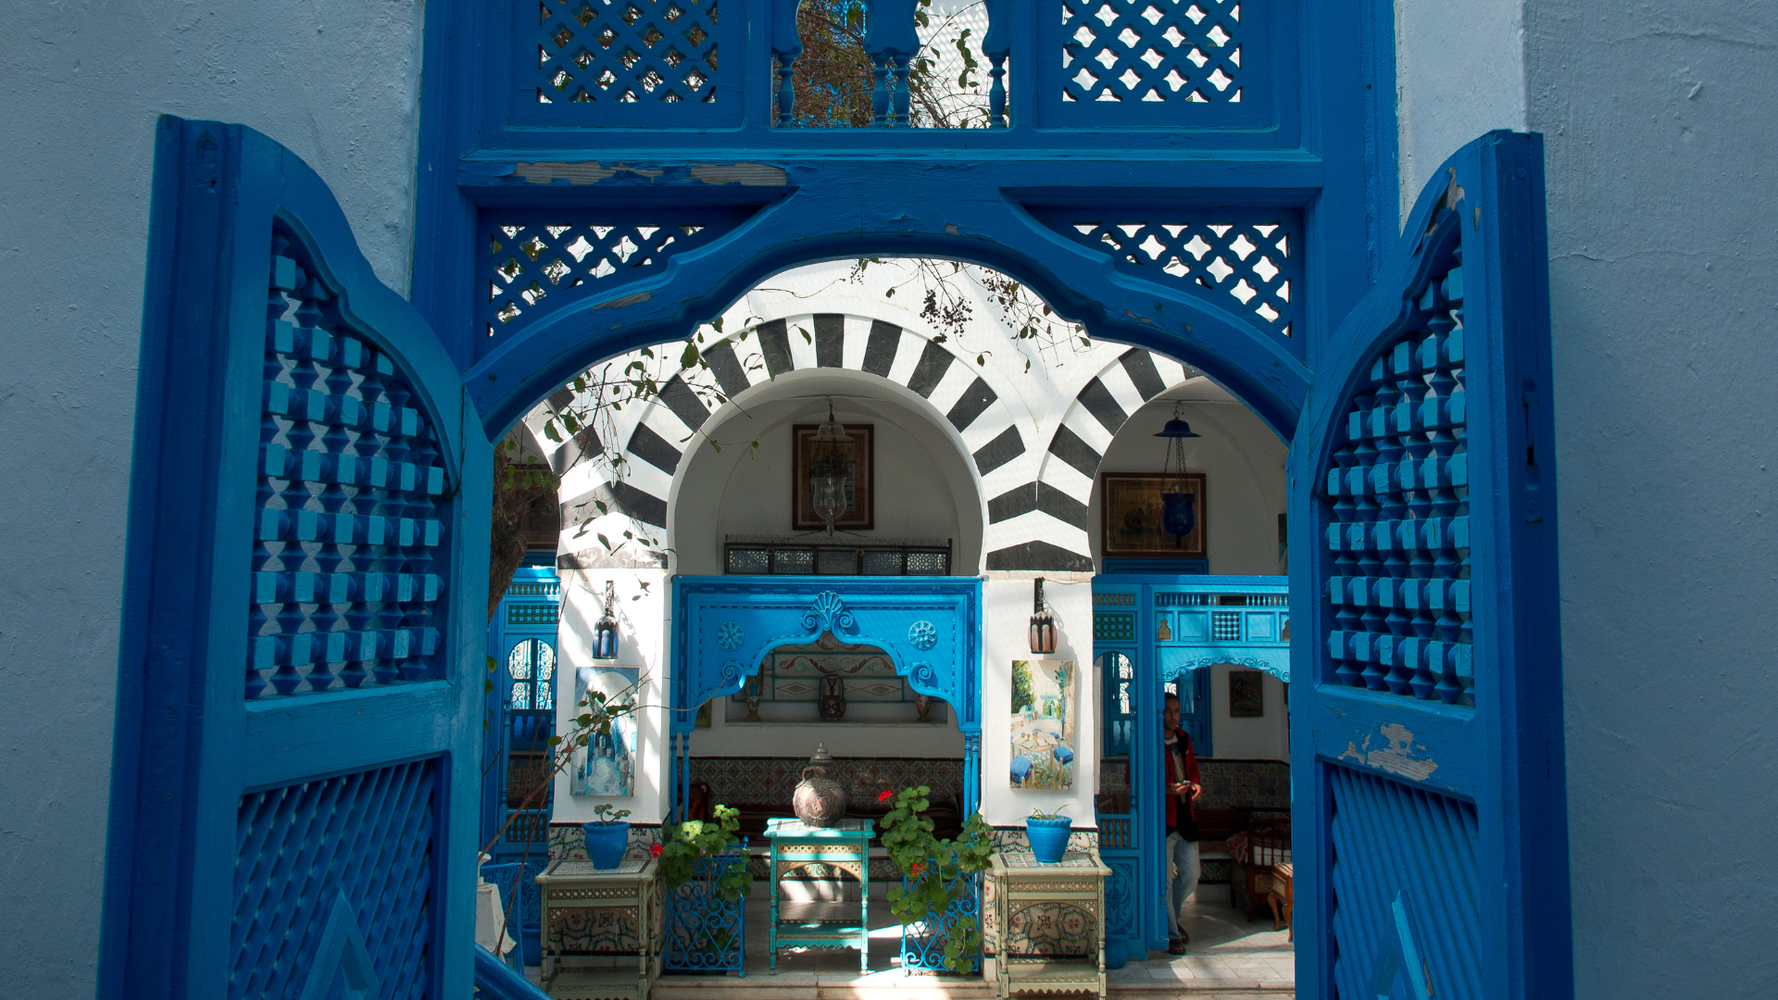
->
808, 399, 854, 538
593, 580, 620, 659
1154, 403, 1201, 548
1029, 577, 1058, 654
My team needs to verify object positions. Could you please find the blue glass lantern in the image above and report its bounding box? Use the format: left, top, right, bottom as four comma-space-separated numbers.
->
1154, 404, 1201, 548
593, 580, 620, 659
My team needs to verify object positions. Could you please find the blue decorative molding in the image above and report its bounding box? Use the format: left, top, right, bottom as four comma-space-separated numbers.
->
670, 576, 983, 820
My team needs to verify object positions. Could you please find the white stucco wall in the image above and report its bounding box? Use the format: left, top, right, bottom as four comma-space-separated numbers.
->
1393, 0, 1528, 219
1524, 4, 1778, 998
0, 2, 423, 995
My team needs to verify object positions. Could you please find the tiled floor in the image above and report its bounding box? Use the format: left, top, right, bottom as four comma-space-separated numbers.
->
531, 886, 1293, 998
1114, 890, 1296, 993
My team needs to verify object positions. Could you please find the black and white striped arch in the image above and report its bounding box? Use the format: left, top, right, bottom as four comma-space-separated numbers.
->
532, 314, 1194, 573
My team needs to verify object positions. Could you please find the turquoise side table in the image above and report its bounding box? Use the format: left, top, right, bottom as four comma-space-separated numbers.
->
763, 817, 875, 974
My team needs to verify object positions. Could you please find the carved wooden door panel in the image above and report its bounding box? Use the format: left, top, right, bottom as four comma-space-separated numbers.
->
101, 119, 490, 1000
1290, 131, 1571, 1000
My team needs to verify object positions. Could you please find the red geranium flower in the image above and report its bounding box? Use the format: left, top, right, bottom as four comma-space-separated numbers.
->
878, 789, 895, 803
910, 862, 925, 875
649, 841, 664, 857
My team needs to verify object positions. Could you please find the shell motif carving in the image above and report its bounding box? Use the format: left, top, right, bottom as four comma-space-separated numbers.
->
908, 620, 938, 651
802, 590, 855, 634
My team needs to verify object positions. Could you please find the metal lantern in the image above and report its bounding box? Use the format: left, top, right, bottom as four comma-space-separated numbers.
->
1154, 403, 1201, 548
1029, 577, 1058, 654
593, 580, 620, 660
808, 399, 854, 538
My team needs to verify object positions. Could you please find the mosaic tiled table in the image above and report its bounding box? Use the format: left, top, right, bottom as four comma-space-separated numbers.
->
535, 858, 660, 999
763, 817, 874, 974
989, 849, 1109, 1000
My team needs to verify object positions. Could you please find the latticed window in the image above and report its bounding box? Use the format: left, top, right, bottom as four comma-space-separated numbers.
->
507, 638, 557, 710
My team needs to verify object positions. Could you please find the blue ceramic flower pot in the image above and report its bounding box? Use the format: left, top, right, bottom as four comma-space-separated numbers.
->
1025, 816, 1072, 863
583, 821, 630, 869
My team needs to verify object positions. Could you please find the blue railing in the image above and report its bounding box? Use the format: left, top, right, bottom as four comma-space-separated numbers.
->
664, 843, 750, 975
899, 866, 982, 974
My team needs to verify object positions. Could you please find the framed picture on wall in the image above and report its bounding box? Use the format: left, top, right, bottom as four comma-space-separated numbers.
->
1229, 669, 1265, 718
792, 423, 874, 531
1099, 472, 1208, 559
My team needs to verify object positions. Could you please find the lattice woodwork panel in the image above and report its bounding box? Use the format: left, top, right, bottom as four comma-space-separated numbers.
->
252, 228, 450, 698
1061, 0, 1245, 105
1329, 767, 1481, 999
478, 211, 747, 359
529, 0, 732, 120
231, 761, 437, 1000
1319, 247, 1472, 705
1043, 214, 1301, 346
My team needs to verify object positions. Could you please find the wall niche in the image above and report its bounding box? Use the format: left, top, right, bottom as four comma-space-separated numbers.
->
725, 635, 947, 726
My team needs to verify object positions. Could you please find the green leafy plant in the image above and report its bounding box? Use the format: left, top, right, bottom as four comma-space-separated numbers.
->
1027, 803, 1072, 821
589, 803, 631, 825
880, 786, 995, 974
659, 804, 755, 902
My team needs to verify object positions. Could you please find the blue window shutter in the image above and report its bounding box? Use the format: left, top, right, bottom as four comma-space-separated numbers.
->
1289, 131, 1570, 1000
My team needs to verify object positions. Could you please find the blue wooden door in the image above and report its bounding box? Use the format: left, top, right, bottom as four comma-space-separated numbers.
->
99, 119, 491, 999
1290, 131, 1570, 1000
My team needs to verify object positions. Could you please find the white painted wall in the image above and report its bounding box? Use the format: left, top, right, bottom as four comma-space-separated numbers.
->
1523, 4, 1778, 998
671, 377, 982, 576
1206, 667, 1289, 761
1089, 382, 1289, 574
1393, 0, 1528, 220
0, 2, 422, 995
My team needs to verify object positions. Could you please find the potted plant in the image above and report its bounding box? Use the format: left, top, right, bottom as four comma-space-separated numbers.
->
658, 804, 754, 971
582, 803, 632, 869
1024, 804, 1072, 863
880, 786, 995, 974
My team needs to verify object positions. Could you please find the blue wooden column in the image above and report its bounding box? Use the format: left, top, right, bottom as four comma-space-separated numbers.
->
667, 577, 983, 820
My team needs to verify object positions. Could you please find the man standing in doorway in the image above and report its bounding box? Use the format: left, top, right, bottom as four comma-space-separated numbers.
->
1163, 690, 1202, 955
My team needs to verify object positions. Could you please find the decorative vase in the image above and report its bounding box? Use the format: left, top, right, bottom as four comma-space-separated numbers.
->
745, 679, 762, 722
913, 693, 931, 722
584, 821, 630, 870
792, 743, 847, 827
1025, 816, 1071, 863
818, 674, 847, 722
1103, 933, 1129, 970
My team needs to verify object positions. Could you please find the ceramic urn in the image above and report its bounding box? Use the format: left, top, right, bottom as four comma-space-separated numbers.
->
792, 742, 847, 827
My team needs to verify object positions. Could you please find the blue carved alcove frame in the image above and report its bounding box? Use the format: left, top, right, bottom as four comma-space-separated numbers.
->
669, 576, 983, 820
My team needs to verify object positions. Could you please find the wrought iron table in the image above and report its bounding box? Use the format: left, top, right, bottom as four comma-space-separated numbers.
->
989, 848, 1109, 1000
535, 858, 661, 999
763, 817, 875, 974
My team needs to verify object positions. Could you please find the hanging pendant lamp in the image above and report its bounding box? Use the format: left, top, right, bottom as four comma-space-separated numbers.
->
1154, 403, 1201, 547
808, 399, 854, 538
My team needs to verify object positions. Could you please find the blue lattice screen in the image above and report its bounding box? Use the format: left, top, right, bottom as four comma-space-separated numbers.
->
231, 760, 438, 1000
900, 868, 983, 973
1319, 247, 1472, 704
521, 0, 740, 125
478, 209, 752, 358
252, 228, 450, 698
1037, 211, 1302, 351
1060, 0, 1244, 105
665, 844, 749, 974
1329, 767, 1480, 999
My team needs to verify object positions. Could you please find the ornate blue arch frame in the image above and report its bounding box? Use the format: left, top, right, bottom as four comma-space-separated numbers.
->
670, 576, 983, 819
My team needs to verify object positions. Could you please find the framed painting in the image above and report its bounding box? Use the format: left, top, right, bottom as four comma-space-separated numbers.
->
1229, 669, 1264, 718
1100, 472, 1208, 559
1010, 659, 1077, 789
570, 666, 638, 796
792, 423, 874, 531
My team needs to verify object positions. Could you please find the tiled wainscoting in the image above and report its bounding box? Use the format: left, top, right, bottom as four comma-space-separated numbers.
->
689, 755, 967, 808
